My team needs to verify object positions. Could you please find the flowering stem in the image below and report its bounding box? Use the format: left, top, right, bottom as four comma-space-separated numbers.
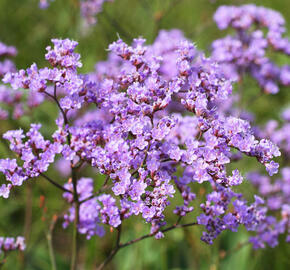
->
96, 222, 198, 270
43, 89, 69, 132
72, 160, 85, 171
46, 84, 80, 270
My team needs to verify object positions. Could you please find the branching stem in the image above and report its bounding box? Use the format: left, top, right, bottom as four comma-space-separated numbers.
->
40, 173, 72, 193
96, 222, 198, 270
46, 84, 80, 270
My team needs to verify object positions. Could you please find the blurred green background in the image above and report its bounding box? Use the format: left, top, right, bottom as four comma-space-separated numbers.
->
0, 0, 290, 269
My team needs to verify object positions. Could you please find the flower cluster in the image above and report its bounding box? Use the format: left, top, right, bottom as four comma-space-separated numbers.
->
81, 0, 115, 25
0, 42, 20, 119
197, 189, 267, 244
3, 38, 84, 111
0, 86, 23, 120
212, 4, 290, 94
0, 35, 283, 250
39, 0, 115, 26
0, 236, 25, 254
243, 107, 290, 248
0, 123, 63, 198
0, 41, 17, 78
260, 107, 290, 159
63, 177, 106, 238
0, 41, 45, 120
0, 85, 45, 120
39, 0, 54, 9
247, 168, 290, 248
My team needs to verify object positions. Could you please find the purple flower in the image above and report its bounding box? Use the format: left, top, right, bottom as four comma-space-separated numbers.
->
228, 170, 243, 186
0, 236, 25, 254
212, 5, 290, 94
1, 33, 286, 249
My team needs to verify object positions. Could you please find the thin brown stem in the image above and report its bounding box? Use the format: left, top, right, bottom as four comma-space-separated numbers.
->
175, 216, 182, 225
44, 87, 70, 142
40, 173, 72, 193
131, 143, 151, 177
122, 221, 198, 248
96, 225, 122, 270
96, 222, 199, 269
72, 160, 85, 171
102, 175, 110, 188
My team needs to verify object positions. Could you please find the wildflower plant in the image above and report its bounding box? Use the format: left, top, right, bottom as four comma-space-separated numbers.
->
0, 2, 289, 270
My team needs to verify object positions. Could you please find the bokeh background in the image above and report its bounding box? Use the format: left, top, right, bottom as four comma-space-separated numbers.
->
0, 0, 289, 269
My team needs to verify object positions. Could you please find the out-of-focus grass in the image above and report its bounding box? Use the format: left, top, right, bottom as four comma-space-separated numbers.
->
0, 0, 290, 269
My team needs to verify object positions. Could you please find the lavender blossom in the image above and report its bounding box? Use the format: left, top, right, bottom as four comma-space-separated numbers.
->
212, 5, 290, 94
0, 36, 282, 248
39, 0, 54, 9
0, 236, 25, 254
81, 0, 115, 25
